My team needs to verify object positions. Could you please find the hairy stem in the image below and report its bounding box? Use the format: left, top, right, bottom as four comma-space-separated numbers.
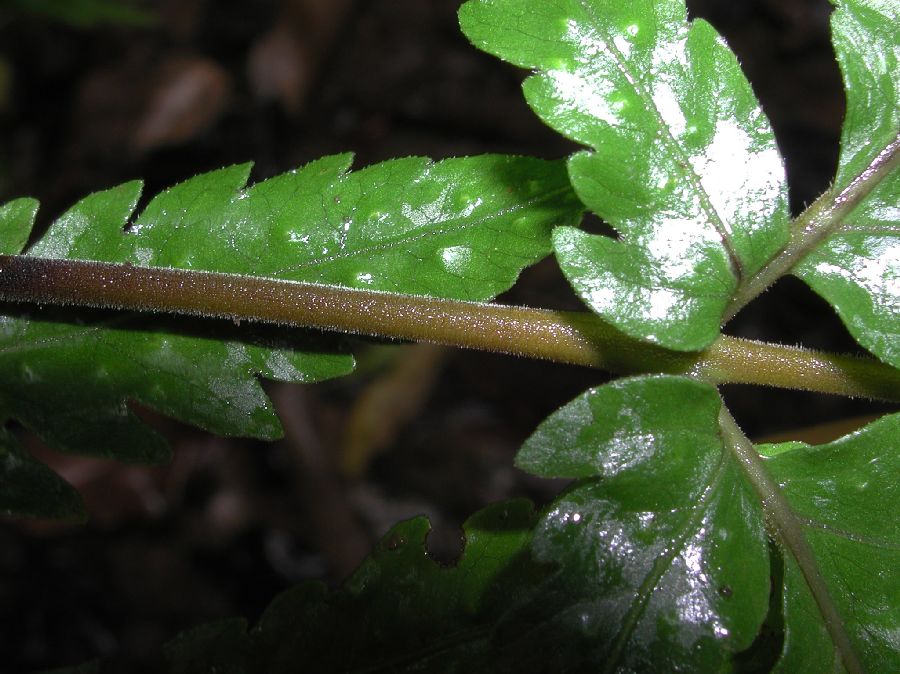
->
1, 255, 899, 401
718, 408, 864, 674
725, 132, 900, 320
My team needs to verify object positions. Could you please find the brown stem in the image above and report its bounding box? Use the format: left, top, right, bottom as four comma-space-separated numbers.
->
1, 255, 899, 401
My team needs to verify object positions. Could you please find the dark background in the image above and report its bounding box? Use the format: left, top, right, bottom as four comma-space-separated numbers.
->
0, 0, 892, 671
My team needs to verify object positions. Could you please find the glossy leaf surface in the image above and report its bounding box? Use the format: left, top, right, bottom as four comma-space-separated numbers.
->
460, 0, 790, 350
32, 155, 579, 300
512, 376, 770, 671
0, 154, 577, 517
794, 0, 900, 368
759, 413, 900, 672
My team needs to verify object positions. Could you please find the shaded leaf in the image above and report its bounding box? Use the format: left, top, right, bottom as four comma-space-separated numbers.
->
759, 413, 900, 672
6, 0, 154, 27
251, 500, 540, 672
460, 0, 790, 350
40, 663, 100, 674
794, 0, 900, 368
163, 619, 251, 674
509, 376, 770, 671
50, 500, 542, 672
0, 427, 85, 520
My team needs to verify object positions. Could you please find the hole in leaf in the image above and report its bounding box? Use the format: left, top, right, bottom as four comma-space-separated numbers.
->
384, 534, 406, 551
425, 522, 464, 566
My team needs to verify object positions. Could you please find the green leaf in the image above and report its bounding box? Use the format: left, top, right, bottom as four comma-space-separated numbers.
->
1, 154, 578, 517
29, 155, 579, 301
0, 198, 37, 255
6, 0, 155, 27
0, 426, 85, 520
514, 379, 897, 672
459, 0, 790, 350
759, 413, 900, 672
511, 376, 770, 671
793, 0, 900, 368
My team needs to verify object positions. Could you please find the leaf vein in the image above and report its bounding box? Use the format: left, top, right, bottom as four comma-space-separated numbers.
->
576, 0, 744, 281
269, 184, 572, 276
601, 445, 731, 673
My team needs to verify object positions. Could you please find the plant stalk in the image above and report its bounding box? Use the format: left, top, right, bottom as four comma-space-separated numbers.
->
1, 254, 898, 401
725, 132, 900, 320
718, 408, 864, 674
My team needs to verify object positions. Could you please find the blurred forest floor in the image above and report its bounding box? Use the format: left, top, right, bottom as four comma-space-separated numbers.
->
0, 0, 893, 671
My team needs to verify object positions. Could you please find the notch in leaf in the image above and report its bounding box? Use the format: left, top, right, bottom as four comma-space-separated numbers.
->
460, 0, 791, 350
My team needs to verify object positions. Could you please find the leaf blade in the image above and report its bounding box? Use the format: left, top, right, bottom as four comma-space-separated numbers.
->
251, 500, 539, 672
0, 427, 85, 521
793, 0, 900, 368
512, 376, 770, 671
760, 414, 900, 672
460, 0, 790, 350
0, 197, 38, 255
